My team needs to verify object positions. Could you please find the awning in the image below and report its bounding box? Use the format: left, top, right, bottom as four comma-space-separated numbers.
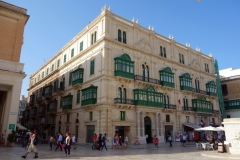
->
16, 123, 27, 130
183, 124, 201, 129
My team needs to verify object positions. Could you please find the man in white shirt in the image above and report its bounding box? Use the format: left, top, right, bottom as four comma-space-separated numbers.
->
72, 134, 76, 149
55, 133, 63, 151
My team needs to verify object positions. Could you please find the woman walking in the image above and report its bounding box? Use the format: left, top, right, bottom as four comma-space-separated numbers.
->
21, 131, 38, 159
64, 132, 71, 156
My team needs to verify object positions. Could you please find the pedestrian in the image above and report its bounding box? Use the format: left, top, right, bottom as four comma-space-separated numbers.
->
124, 135, 128, 148
153, 135, 158, 150
180, 133, 183, 146
145, 133, 148, 144
112, 135, 117, 149
55, 133, 63, 151
168, 134, 173, 147
64, 132, 71, 157
98, 133, 103, 150
49, 135, 54, 150
71, 134, 76, 149
21, 131, 38, 159
182, 133, 187, 147
119, 136, 123, 150
93, 132, 98, 145
115, 134, 119, 148
101, 133, 108, 151
53, 133, 58, 149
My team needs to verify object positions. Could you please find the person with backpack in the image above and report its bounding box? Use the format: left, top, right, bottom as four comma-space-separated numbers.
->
101, 133, 108, 151
21, 131, 38, 159
168, 134, 173, 147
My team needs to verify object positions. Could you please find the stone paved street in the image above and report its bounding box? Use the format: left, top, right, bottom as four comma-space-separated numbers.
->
0, 142, 239, 160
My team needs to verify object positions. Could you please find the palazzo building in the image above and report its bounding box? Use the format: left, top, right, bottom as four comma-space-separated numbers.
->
0, 1, 29, 144
24, 6, 221, 144
220, 68, 240, 118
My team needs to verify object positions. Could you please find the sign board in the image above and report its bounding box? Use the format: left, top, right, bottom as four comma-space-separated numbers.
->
9, 124, 15, 130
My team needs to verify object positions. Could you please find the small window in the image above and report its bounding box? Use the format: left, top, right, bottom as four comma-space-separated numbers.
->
90, 112, 93, 121
179, 53, 184, 64
57, 59, 60, 68
80, 41, 83, 51
120, 111, 125, 121
71, 48, 74, 58
160, 46, 166, 58
118, 29, 122, 42
46, 68, 49, 76
76, 90, 80, 104
64, 54, 66, 63
91, 32, 97, 45
52, 64, 54, 71
205, 63, 209, 73
66, 114, 70, 122
38, 74, 40, 81
90, 60, 95, 75
42, 71, 44, 78
186, 116, 189, 123
166, 114, 170, 122
221, 84, 228, 96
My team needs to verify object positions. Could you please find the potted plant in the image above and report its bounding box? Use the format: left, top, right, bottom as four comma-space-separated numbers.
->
7, 130, 16, 147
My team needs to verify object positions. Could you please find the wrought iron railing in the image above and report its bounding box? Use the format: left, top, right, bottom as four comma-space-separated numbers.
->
114, 98, 135, 105
134, 75, 160, 85
192, 88, 208, 95
182, 106, 194, 111
164, 104, 176, 109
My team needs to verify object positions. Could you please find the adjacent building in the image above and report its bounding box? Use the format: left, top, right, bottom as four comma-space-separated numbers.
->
0, 1, 29, 143
220, 68, 240, 118
17, 96, 27, 124
24, 6, 221, 144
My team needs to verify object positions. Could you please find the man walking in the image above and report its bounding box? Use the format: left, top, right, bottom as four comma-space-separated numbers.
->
101, 133, 108, 151
72, 134, 76, 149
145, 134, 148, 144
55, 133, 63, 151
21, 131, 38, 159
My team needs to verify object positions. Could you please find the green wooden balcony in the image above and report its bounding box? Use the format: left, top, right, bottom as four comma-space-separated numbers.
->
71, 68, 84, 86
81, 98, 97, 106
62, 105, 72, 111
180, 86, 193, 92
224, 99, 240, 110
193, 107, 213, 113
207, 92, 217, 97
115, 70, 134, 79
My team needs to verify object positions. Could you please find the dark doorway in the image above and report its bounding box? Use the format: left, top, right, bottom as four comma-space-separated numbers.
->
144, 116, 152, 143
75, 126, 79, 142
115, 126, 124, 137
165, 125, 173, 142
86, 125, 95, 143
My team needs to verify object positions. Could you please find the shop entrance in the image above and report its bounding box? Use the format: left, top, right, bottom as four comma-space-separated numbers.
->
86, 125, 95, 143
115, 126, 130, 141
144, 116, 152, 143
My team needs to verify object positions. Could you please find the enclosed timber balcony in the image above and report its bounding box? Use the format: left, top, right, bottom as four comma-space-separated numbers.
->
29, 94, 35, 106
43, 85, 53, 99
114, 98, 134, 105
48, 100, 57, 114
38, 105, 45, 117
224, 99, 240, 110
81, 86, 98, 106
71, 68, 84, 86
62, 94, 73, 111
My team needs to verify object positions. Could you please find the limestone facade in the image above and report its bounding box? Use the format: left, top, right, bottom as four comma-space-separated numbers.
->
25, 7, 221, 144
0, 1, 28, 145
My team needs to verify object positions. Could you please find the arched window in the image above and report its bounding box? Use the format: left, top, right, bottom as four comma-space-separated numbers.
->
118, 87, 127, 104
123, 31, 126, 44
76, 90, 80, 104
118, 29, 122, 42
195, 79, 200, 93
118, 87, 122, 99
183, 98, 188, 110
142, 65, 149, 82
164, 95, 169, 108
123, 88, 126, 103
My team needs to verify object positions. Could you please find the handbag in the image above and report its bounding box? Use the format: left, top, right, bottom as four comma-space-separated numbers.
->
33, 137, 38, 145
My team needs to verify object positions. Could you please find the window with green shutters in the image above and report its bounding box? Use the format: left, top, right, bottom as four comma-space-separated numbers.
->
134, 86, 164, 108
206, 81, 217, 96
54, 79, 59, 92
179, 73, 192, 91
71, 48, 74, 58
123, 31, 126, 44
183, 98, 189, 110
159, 67, 174, 88
76, 90, 80, 104
142, 65, 149, 82
42, 71, 44, 78
66, 114, 70, 122
90, 60, 95, 75
81, 86, 98, 106
91, 32, 97, 45
69, 72, 72, 85
179, 53, 185, 64
114, 53, 135, 79
120, 111, 125, 121
80, 41, 83, 51
57, 59, 60, 68
64, 54, 66, 63
90, 112, 93, 121
34, 78, 36, 84
52, 64, 54, 71
166, 115, 170, 122
38, 74, 40, 81
118, 29, 122, 42
62, 94, 73, 110
46, 68, 49, 76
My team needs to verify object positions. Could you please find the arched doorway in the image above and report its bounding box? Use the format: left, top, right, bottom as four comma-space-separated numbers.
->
144, 116, 152, 143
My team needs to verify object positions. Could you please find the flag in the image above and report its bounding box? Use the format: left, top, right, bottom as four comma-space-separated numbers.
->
178, 99, 181, 105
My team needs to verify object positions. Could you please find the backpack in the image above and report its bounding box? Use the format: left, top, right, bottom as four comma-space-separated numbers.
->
33, 137, 38, 145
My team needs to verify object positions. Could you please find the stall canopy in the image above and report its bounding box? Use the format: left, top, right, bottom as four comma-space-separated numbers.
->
216, 126, 225, 131
183, 124, 201, 129
16, 123, 27, 130
194, 126, 221, 131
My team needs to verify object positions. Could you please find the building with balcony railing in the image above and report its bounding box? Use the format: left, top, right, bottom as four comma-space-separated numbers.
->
25, 6, 221, 144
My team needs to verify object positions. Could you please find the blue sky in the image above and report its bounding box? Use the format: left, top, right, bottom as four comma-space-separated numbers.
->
5, 0, 240, 98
